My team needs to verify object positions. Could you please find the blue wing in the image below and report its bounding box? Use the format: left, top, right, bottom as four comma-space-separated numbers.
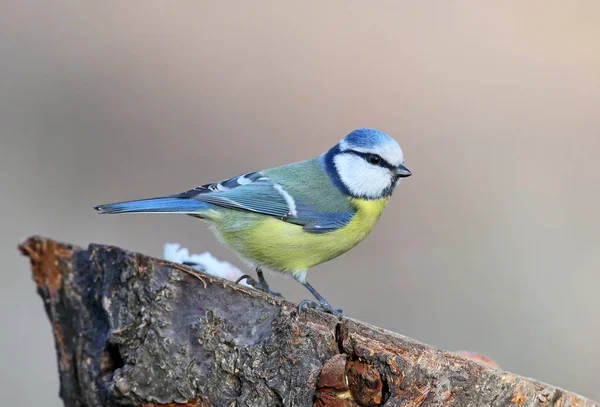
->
176, 171, 354, 234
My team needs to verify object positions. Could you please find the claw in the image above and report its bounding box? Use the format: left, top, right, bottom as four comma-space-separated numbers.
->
298, 281, 343, 316
264, 287, 283, 297
297, 300, 343, 316
235, 274, 256, 285
235, 271, 283, 298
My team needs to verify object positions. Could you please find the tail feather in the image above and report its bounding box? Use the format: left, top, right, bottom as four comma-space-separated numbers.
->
94, 197, 209, 214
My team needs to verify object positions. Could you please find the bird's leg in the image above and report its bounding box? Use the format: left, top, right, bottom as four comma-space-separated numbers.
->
236, 268, 283, 297
298, 281, 343, 316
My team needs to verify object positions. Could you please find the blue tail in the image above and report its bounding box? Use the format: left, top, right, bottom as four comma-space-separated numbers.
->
94, 197, 210, 214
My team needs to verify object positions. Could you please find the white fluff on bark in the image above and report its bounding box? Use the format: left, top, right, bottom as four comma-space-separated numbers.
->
163, 243, 251, 287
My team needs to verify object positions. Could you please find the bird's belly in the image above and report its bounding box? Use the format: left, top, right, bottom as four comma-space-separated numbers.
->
213, 198, 388, 272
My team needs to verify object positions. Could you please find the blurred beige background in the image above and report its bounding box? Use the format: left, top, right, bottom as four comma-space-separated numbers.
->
1, 1, 599, 404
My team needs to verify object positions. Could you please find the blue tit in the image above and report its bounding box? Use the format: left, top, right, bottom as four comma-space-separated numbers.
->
95, 128, 411, 314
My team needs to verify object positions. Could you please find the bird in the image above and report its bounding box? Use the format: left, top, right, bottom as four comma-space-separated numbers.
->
94, 128, 411, 315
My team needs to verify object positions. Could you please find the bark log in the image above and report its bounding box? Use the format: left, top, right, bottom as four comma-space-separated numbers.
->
18, 236, 598, 407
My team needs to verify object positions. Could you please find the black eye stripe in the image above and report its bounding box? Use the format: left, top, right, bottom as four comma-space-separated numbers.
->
347, 151, 395, 170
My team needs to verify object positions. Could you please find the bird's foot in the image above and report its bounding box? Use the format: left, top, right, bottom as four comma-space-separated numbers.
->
235, 274, 283, 298
298, 300, 344, 317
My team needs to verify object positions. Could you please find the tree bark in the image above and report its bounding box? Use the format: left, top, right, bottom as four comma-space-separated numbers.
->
18, 236, 598, 407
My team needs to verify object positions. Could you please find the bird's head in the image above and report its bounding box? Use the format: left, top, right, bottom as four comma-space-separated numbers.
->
322, 128, 411, 199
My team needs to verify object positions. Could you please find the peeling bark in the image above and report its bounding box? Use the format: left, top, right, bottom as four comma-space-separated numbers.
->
19, 236, 598, 407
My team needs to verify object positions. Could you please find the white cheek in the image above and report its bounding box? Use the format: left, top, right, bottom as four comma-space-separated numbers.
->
334, 154, 393, 198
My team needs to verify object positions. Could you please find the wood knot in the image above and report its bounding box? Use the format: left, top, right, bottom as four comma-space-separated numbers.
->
314, 355, 383, 407
346, 361, 383, 406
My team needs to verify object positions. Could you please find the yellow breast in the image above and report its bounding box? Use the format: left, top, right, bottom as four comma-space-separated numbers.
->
215, 198, 389, 273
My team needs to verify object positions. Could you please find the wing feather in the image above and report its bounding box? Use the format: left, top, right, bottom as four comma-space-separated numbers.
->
175, 170, 355, 233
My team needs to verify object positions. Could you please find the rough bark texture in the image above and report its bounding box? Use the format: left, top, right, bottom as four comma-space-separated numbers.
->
19, 236, 598, 407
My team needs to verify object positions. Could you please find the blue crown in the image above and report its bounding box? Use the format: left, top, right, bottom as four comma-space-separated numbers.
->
342, 128, 395, 149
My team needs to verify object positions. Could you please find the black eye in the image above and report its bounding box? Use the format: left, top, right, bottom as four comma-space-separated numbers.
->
367, 154, 382, 165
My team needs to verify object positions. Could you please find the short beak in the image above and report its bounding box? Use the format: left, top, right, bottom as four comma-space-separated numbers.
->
394, 163, 412, 178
